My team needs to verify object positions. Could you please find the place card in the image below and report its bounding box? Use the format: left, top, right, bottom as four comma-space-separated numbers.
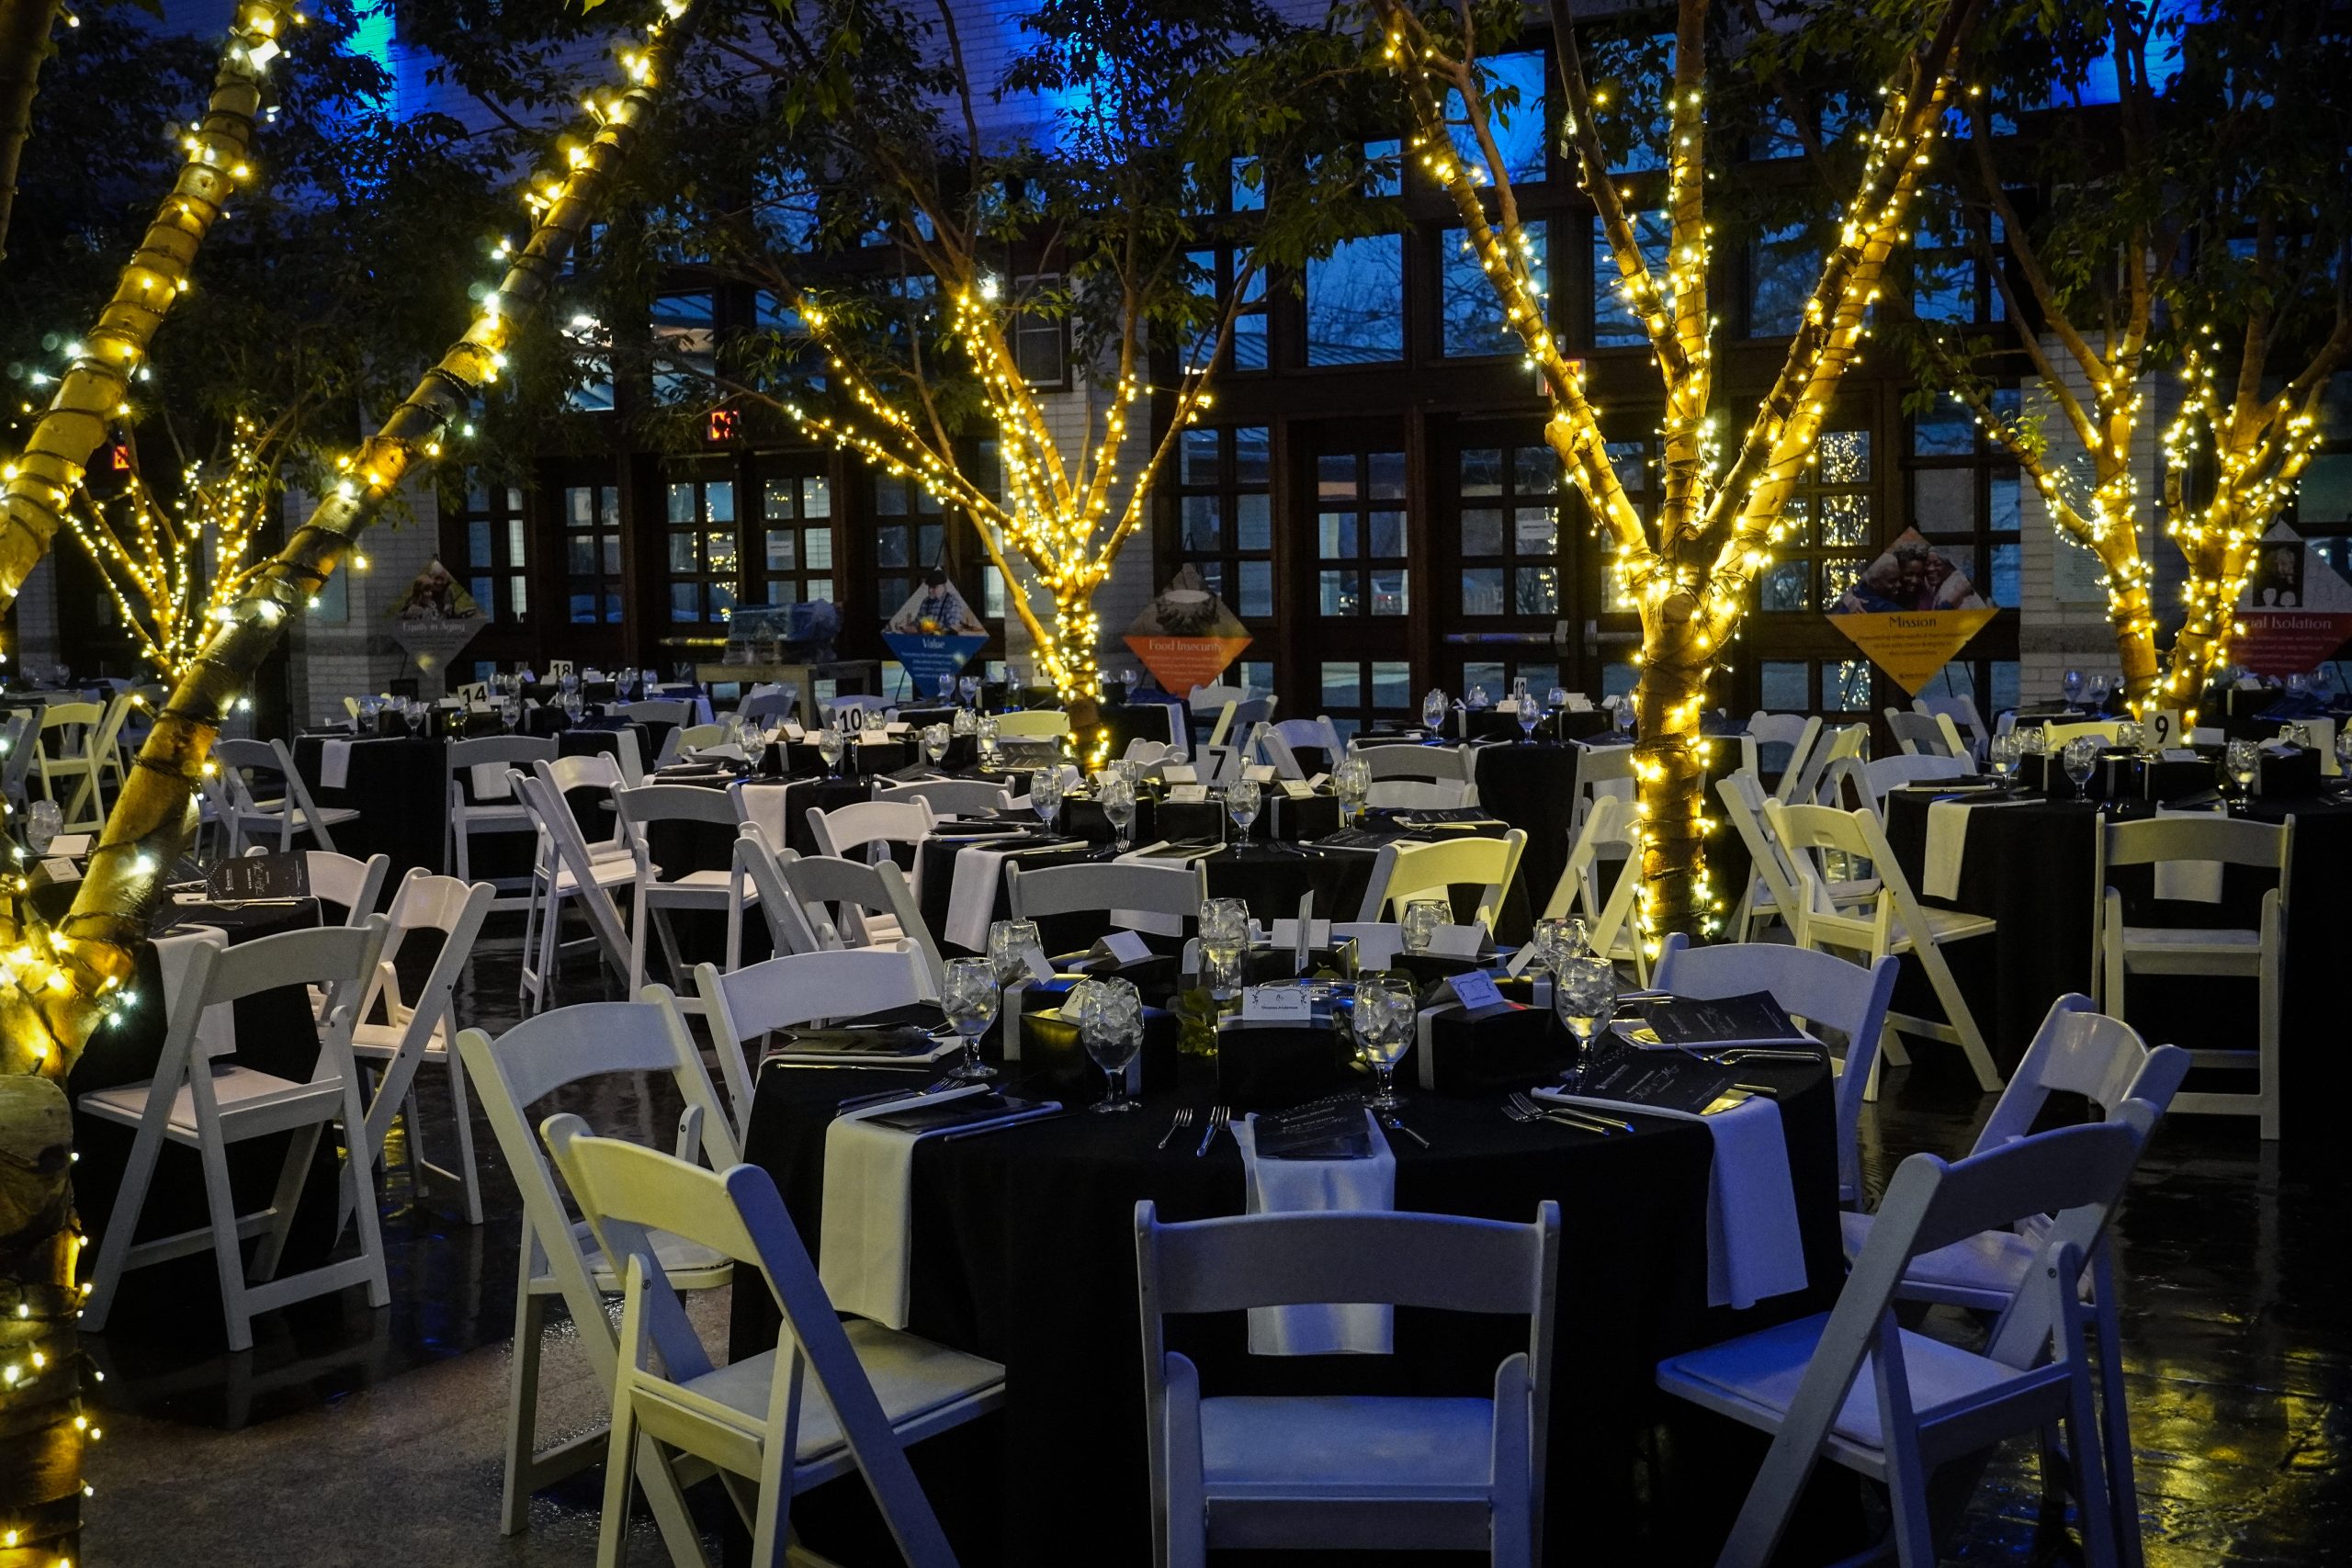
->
1163, 762, 1199, 784
884, 721, 910, 735
1279, 779, 1317, 799
49, 834, 91, 859
39, 857, 80, 884
1503, 942, 1539, 976
1240, 983, 1312, 1022
1447, 971, 1505, 1010
1242, 763, 1277, 784
1092, 931, 1153, 965
1167, 783, 1210, 804
785, 722, 806, 740
1023, 944, 1058, 984
1307, 773, 1331, 789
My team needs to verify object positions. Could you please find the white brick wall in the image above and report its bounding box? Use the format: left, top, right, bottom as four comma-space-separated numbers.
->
285, 471, 447, 717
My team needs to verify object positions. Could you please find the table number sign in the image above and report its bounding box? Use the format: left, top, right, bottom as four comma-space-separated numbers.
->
2143, 709, 2185, 751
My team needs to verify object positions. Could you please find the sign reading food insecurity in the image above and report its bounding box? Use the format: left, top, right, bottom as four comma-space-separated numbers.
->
1826, 528, 1997, 694
1122, 565, 1252, 694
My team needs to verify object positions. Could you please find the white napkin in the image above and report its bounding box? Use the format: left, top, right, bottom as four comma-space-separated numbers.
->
945, 842, 1020, 950
2153, 806, 2225, 902
470, 763, 514, 802
1920, 795, 2035, 902
321, 739, 355, 789
1233, 1110, 1396, 1354
818, 1085, 1008, 1329
1536, 1089, 1805, 1310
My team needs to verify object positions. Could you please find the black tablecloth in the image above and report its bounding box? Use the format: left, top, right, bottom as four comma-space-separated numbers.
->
731, 1047, 1843, 1563
1882, 788, 2349, 1134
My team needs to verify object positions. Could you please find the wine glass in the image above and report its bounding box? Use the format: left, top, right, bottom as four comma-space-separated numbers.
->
2114, 719, 2145, 756
1514, 678, 1538, 742
1554, 955, 1618, 1089
1613, 698, 1636, 738
2335, 726, 2352, 782
2224, 739, 2260, 805
1401, 897, 1447, 955
1099, 773, 1136, 852
2063, 669, 2084, 707
987, 918, 1042, 989
2089, 674, 2113, 709
1988, 730, 2019, 782
1421, 688, 1450, 736
1120, 668, 1141, 701
2062, 735, 2101, 801
922, 723, 951, 767
1531, 915, 1589, 977
25, 797, 62, 855
941, 957, 1001, 1080
1465, 684, 1490, 713
978, 715, 1001, 770
1332, 755, 1371, 824
958, 674, 981, 706
1078, 976, 1145, 1113
1031, 764, 1067, 830
937, 672, 957, 703
2017, 724, 2047, 761
816, 724, 845, 779
1225, 776, 1262, 843
1352, 974, 1415, 1112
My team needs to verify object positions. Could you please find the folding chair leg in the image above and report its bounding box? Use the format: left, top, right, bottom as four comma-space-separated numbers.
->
342, 1097, 393, 1309
196, 1120, 257, 1354
1914, 936, 2003, 1091
2092, 1268, 2143, 1568
79, 1119, 166, 1335
502, 1276, 548, 1536
652, 905, 690, 991
251, 1123, 324, 1285
594, 1389, 641, 1568
444, 1055, 486, 1226
2064, 1341, 2119, 1567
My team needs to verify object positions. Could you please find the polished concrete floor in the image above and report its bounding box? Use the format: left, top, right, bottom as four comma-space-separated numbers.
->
76, 927, 2350, 1565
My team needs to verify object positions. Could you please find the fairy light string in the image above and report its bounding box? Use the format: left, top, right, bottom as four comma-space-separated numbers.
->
1376, 0, 1976, 941
0, 1, 299, 612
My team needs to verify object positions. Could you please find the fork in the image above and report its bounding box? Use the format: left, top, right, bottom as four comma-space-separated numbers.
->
1505, 1090, 1616, 1135
1156, 1107, 1194, 1150
1194, 1103, 1230, 1156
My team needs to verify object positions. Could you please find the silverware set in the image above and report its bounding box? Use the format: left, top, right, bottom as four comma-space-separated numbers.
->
1504, 1090, 1629, 1136
1679, 1047, 1822, 1066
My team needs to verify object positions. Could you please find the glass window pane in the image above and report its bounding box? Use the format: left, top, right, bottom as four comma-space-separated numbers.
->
875, 529, 910, 568
801, 477, 831, 517
1761, 561, 1811, 611
570, 592, 597, 625
666, 483, 695, 524
875, 479, 908, 515
805, 530, 833, 570
1606, 440, 1649, 491
1317, 454, 1358, 498
917, 524, 944, 561
1817, 429, 1871, 483
1238, 561, 1272, 618
1182, 495, 1223, 550
1318, 512, 1358, 556
1367, 452, 1406, 500
1514, 567, 1558, 615
566, 537, 594, 573
1370, 661, 1410, 710
1990, 542, 2021, 607
1461, 448, 1504, 496
1321, 661, 1362, 708
1445, 51, 1545, 184
1989, 473, 2020, 533
766, 530, 797, 570
1442, 220, 1546, 358
764, 479, 797, 519
1233, 427, 1271, 484
1513, 446, 1555, 493
668, 532, 697, 571
1827, 660, 1872, 711
1912, 468, 1973, 533
1759, 660, 1808, 710
705, 480, 735, 523
1912, 408, 1975, 456
1367, 510, 1407, 557
1182, 428, 1219, 484
1318, 570, 1354, 615
1232, 312, 1268, 371
1818, 558, 1864, 610
1305, 235, 1406, 367
1818, 493, 1871, 547
1369, 570, 1409, 615
1462, 568, 1506, 614
468, 521, 492, 567
1235, 493, 1272, 550
706, 531, 738, 573
1463, 660, 1507, 694
469, 575, 492, 610
1592, 211, 1669, 347
602, 536, 621, 574
1461, 508, 1505, 556
509, 578, 528, 618
1514, 506, 1557, 555
567, 486, 594, 526
808, 579, 834, 604
670, 583, 700, 621
1749, 224, 1815, 338
1195, 561, 1224, 599
508, 519, 527, 565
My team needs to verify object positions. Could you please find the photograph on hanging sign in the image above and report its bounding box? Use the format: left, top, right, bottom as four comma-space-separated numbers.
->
2233, 525, 2352, 677
881, 569, 990, 690
1122, 563, 1251, 694
1826, 528, 1998, 694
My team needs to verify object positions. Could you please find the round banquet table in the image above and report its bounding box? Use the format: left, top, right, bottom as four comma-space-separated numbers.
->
730, 1052, 1847, 1564
1881, 787, 2350, 1137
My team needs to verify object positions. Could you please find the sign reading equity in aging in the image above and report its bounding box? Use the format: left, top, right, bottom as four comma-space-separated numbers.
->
1123, 564, 1252, 695
386, 558, 486, 677
2232, 524, 2352, 678
881, 569, 989, 693
1826, 528, 1998, 694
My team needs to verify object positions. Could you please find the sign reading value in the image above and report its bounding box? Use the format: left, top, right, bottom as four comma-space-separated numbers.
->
880, 570, 989, 694
1826, 528, 1997, 694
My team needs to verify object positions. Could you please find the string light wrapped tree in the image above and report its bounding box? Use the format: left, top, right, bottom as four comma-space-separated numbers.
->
1370, 0, 1976, 938
608, 0, 1376, 717
0, 4, 702, 1558
0, 0, 62, 261
1899, 0, 2350, 717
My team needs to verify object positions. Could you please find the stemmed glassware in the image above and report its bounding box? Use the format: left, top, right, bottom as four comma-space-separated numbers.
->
978, 715, 1001, 770
1224, 776, 1262, 844
1554, 955, 1619, 1089
1332, 755, 1370, 825
1119, 668, 1142, 702
1530, 915, 1589, 976
1352, 974, 1416, 1113
1612, 698, 1636, 739
2335, 726, 2352, 786
1075, 977, 1145, 1113
1030, 764, 1067, 831
1401, 897, 1447, 955
958, 674, 982, 706
1199, 897, 1250, 1001
816, 723, 845, 779
1514, 677, 1538, 741
1988, 730, 2020, 783
2064, 668, 2085, 706
1099, 773, 1136, 852
2062, 735, 2101, 802
940, 957, 1001, 1081
937, 672, 957, 703
2224, 739, 2261, 807
1421, 688, 1450, 736
988, 918, 1041, 989
922, 723, 951, 767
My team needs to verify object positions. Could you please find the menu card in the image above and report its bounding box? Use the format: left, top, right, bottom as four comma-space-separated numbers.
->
1573, 1042, 1738, 1115
206, 852, 311, 903
760, 1024, 959, 1067
863, 1090, 1050, 1134
1253, 1098, 1374, 1160
1627, 991, 1808, 1048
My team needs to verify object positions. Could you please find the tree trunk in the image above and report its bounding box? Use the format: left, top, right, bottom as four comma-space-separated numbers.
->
1632, 592, 1715, 942
0, 2, 290, 609
0, 0, 57, 265
0, 1076, 75, 1567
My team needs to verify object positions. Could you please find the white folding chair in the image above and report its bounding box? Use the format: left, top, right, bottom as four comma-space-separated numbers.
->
1653, 933, 1898, 1205
1840, 993, 2188, 1568
1136, 1200, 1560, 1568
616, 783, 759, 1006
1536, 795, 1647, 981
778, 851, 943, 974
79, 920, 393, 1352
1782, 721, 1866, 807
994, 708, 1072, 740
877, 776, 1013, 818
211, 737, 362, 853
1245, 722, 1306, 780
1270, 716, 1346, 772
686, 946, 940, 1143
1007, 859, 1207, 942
1858, 752, 1971, 810
738, 683, 799, 726
1657, 1123, 2143, 1568
1, 708, 37, 819
518, 764, 639, 1014
807, 796, 935, 863
453, 999, 738, 1550
80, 689, 138, 821
543, 1122, 1001, 1568
1914, 691, 1990, 761
1744, 712, 1822, 798
1883, 708, 1961, 759
348, 871, 494, 1224
445, 735, 557, 907
1358, 740, 1478, 791
1714, 772, 1877, 943
2093, 813, 2290, 1137
302, 850, 391, 927
726, 822, 822, 962
1363, 776, 1477, 811
1770, 800, 2004, 1091
1356, 829, 1527, 933
1566, 740, 1634, 844
34, 697, 107, 829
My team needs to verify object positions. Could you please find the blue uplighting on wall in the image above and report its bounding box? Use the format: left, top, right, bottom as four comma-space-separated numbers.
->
344, 0, 398, 117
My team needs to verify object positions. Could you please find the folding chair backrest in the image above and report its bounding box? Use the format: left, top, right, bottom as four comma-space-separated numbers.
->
777, 852, 941, 980
1247, 723, 1305, 780
739, 685, 799, 725
39, 700, 102, 747
1862, 752, 1968, 804
1358, 741, 1476, 784
2098, 813, 2290, 877
809, 798, 935, 859
1358, 829, 1526, 928
877, 777, 1012, 817
448, 736, 557, 804
1974, 994, 2190, 1153
1883, 709, 1955, 758
306, 851, 391, 925
0, 710, 34, 799
616, 781, 749, 842
729, 823, 820, 951
1138, 1201, 1558, 1317
1915, 692, 1987, 753
691, 946, 938, 1112
1784, 723, 1864, 805
617, 699, 695, 728
179, 919, 387, 1077
1716, 772, 1807, 920
1363, 777, 1474, 811
535, 753, 629, 854
1653, 933, 1898, 1199
1771, 802, 1899, 900
1271, 716, 1342, 767
994, 709, 1070, 739
1541, 793, 1637, 921
541, 1126, 961, 1565
1006, 860, 1206, 922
